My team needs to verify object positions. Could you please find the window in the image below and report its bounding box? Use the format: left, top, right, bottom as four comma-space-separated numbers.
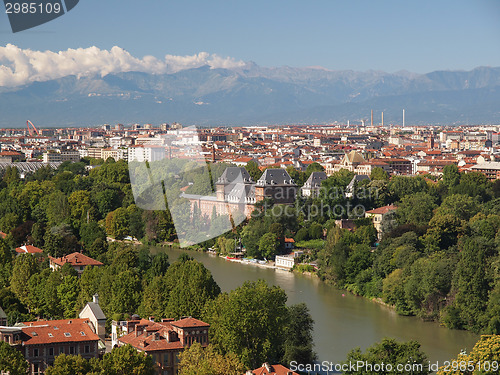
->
84, 345, 90, 353
33, 363, 41, 375
64, 332, 71, 337
48, 333, 53, 337
163, 353, 169, 365
80, 266, 84, 270
49, 347, 54, 356
59, 347, 64, 354
69, 346, 75, 354
33, 348, 39, 357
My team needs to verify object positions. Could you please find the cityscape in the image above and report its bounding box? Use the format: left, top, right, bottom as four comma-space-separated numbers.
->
2, 1, 500, 374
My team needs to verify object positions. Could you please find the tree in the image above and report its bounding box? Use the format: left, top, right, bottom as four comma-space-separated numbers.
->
101, 344, 155, 375
106, 207, 130, 240
370, 167, 389, 181
164, 259, 220, 319
388, 176, 427, 201
0, 341, 28, 375
203, 280, 288, 368
397, 192, 437, 226
68, 190, 92, 222
11, 253, 39, 305
245, 161, 263, 182
178, 342, 245, 375
149, 252, 170, 277
57, 275, 80, 318
45, 354, 100, 375
282, 303, 317, 366
441, 164, 460, 188
258, 232, 279, 260
343, 338, 430, 375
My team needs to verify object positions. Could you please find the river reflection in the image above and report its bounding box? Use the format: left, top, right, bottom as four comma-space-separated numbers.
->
152, 246, 479, 371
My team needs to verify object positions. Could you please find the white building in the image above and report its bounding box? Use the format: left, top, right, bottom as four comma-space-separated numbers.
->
127, 145, 166, 162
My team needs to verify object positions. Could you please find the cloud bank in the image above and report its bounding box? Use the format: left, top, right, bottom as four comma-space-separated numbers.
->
0, 44, 247, 87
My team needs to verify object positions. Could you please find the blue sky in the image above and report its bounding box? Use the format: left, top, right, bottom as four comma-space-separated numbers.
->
1, 0, 500, 73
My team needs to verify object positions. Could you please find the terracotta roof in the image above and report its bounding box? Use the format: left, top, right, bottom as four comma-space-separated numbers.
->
119, 317, 209, 353
366, 204, 398, 215
21, 318, 99, 345
0, 231, 7, 239
250, 364, 299, 375
284, 238, 295, 243
171, 317, 209, 328
49, 252, 103, 267
15, 245, 43, 254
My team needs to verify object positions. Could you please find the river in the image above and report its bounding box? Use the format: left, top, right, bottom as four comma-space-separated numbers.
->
152, 246, 479, 372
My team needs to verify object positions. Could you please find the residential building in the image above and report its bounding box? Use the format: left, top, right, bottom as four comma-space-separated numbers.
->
0, 318, 101, 375
255, 169, 297, 204
15, 245, 43, 255
365, 204, 398, 240
114, 317, 210, 375
470, 161, 500, 180
49, 252, 103, 276
42, 151, 80, 163
275, 251, 302, 270
301, 171, 327, 197
128, 145, 166, 162
78, 295, 106, 341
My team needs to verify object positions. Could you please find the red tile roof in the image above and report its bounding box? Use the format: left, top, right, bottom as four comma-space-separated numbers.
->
49, 252, 103, 267
0, 231, 7, 239
15, 245, 43, 254
171, 317, 209, 328
366, 204, 398, 215
250, 364, 299, 375
21, 318, 99, 345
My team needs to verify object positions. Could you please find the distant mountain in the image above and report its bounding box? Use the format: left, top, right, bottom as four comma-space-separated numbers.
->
1, 65, 500, 127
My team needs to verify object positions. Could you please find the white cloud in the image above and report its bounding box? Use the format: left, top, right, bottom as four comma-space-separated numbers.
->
0, 44, 247, 87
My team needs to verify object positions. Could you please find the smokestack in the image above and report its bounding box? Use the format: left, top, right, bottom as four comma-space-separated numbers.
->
381, 112, 384, 127
371, 110, 373, 127
403, 109, 405, 127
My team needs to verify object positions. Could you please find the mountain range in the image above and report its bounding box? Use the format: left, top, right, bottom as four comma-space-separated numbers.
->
1, 64, 500, 127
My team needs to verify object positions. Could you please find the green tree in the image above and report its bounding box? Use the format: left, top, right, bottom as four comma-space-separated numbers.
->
106, 207, 130, 240
343, 338, 430, 375
57, 275, 80, 319
164, 259, 220, 319
204, 280, 288, 368
45, 354, 100, 375
397, 192, 437, 226
0, 341, 28, 375
258, 232, 279, 259
441, 164, 460, 189
370, 167, 389, 181
101, 344, 155, 375
178, 342, 245, 375
282, 303, 317, 366
244, 161, 263, 182
11, 253, 39, 305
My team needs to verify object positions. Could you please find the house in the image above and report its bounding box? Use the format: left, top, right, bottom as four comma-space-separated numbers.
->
284, 237, 295, 250
0, 318, 101, 375
245, 363, 299, 375
301, 171, 327, 197
365, 204, 398, 240
0, 231, 7, 239
275, 251, 302, 270
15, 245, 44, 255
114, 316, 210, 375
78, 294, 106, 341
470, 161, 500, 180
49, 252, 103, 276
345, 175, 370, 198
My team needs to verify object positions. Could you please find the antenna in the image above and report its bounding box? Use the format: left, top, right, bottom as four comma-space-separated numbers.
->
402, 109, 405, 127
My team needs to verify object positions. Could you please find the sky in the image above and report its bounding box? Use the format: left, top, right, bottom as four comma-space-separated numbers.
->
0, 0, 500, 74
